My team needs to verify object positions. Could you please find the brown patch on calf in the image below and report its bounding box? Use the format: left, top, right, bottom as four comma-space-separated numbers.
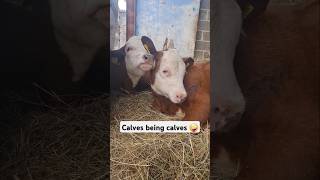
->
181, 62, 210, 121
151, 91, 180, 116
183, 57, 194, 69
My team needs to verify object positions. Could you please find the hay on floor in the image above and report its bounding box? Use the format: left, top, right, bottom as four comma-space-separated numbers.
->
1, 91, 210, 180
110, 91, 210, 179
0, 95, 109, 180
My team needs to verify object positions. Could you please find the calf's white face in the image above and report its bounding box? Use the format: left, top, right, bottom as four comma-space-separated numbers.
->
124, 36, 156, 87
125, 36, 154, 72
151, 49, 192, 104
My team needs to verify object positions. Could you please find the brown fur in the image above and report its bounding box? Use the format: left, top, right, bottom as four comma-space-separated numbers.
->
217, 1, 319, 179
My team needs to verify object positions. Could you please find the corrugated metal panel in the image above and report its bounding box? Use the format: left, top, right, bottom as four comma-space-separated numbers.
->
135, 0, 200, 58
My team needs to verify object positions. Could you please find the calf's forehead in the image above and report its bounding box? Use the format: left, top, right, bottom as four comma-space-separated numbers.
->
126, 36, 144, 50
160, 50, 185, 69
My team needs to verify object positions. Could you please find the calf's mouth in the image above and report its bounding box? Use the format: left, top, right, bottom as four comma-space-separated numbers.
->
139, 62, 154, 71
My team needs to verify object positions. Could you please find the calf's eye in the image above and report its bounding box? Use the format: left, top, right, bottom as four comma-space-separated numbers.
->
162, 69, 171, 77
126, 47, 133, 52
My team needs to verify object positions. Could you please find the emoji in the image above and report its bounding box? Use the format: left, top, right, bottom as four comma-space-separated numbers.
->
189, 123, 199, 133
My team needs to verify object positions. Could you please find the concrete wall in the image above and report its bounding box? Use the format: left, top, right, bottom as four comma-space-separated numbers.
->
194, 0, 210, 61
135, 0, 201, 58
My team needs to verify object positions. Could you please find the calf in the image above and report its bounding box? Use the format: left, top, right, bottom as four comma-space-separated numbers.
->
110, 36, 157, 94
148, 49, 190, 103
148, 49, 210, 122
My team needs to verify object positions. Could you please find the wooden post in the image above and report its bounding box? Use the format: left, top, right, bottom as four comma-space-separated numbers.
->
126, 0, 136, 40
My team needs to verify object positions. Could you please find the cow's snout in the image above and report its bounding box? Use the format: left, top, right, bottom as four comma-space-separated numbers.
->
143, 54, 154, 63
138, 54, 154, 71
174, 91, 187, 103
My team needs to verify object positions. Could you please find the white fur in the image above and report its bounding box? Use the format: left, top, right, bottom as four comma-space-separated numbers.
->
124, 36, 154, 87
151, 49, 187, 104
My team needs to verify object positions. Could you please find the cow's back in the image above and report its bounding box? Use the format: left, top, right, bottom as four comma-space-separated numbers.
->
231, 1, 319, 179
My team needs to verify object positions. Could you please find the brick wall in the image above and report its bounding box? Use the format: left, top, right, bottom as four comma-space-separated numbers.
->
194, 0, 210, 61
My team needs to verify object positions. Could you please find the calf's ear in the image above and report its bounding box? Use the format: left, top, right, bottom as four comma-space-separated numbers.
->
110, 46, 125, 65
141, 36, 157, 56
183, 57, 194, 68
162, 37, 175, 50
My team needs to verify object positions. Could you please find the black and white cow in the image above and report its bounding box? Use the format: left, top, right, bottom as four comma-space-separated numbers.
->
110, 35, 157, 94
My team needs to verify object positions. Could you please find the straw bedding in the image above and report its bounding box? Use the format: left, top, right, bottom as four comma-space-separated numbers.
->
110, 91, 210, 179
1, 95, 109, 180
1, 91, 210, 179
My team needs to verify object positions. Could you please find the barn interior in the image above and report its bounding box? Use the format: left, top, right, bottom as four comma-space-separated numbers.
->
0, 0, 319, 180
109, 0, 211, 179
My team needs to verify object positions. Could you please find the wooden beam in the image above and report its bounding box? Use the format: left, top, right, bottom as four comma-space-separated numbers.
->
126, 0, 136, 40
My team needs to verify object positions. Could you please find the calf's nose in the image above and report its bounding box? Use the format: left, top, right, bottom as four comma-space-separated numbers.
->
143, 54, 154, 62
175, 92, 187, 103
